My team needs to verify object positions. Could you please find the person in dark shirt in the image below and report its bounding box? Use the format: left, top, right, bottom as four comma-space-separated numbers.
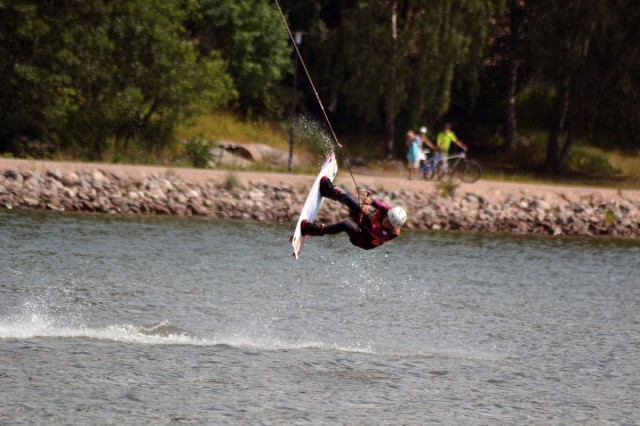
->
301, 177, 407, 250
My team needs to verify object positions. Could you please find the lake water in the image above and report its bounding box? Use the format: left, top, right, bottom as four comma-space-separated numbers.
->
1, 209, 639, 424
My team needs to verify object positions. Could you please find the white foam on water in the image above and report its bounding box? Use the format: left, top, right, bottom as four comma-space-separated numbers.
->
0, 304, 511, 366
0, 298, 505, 361
0, 300, 209, 345
0, 317, 209, 346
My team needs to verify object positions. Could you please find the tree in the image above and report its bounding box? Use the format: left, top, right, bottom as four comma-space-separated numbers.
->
104, 0, 236, 157
528, 0, 640, 171
0, 0, 236, 159
0, 0, 64, 154
502, 0, 524, 152
303, 0, 500, 156
185, 0, 291, 117
579, 0, 640, 151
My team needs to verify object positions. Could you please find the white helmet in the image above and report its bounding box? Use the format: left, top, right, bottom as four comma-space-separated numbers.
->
387, 207, 407, 228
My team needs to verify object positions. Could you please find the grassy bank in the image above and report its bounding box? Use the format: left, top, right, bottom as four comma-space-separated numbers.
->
4, 111, 639, 189
178, 111, 291, 151
178, 112, 640, 188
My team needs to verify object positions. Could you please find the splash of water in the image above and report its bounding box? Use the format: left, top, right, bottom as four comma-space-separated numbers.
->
0, 301, 205, 345
291, 115, 335, 163
0, 295, 502, 360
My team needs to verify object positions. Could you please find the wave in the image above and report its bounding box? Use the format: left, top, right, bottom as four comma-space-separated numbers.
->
0, 305, 503, 360
0, 316, 209, 346
0, 317, 501, 360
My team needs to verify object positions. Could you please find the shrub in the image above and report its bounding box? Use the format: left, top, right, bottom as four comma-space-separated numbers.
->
604, 208, 617, 225
436, 177, 459, 197
567, 145, 618, 175
184, 136, 212, 168
224, 172, 243, 191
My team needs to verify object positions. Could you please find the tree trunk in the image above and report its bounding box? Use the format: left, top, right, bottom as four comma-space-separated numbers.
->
504, 59, 518, 153
385, 110, 395, 157
557, 116, 576, 170
503, 0, 520, 153
386, 0, 398, 157
120, 99, 159, 154
545, 78, 571, 171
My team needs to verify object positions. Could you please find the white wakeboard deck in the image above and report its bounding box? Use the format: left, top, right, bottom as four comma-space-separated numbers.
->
291, 153, 338, 259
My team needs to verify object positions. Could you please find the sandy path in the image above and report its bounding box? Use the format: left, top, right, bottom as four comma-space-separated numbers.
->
1, 157, 639, 203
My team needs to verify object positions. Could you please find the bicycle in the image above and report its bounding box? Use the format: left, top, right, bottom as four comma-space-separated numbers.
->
419, 150, 482, 183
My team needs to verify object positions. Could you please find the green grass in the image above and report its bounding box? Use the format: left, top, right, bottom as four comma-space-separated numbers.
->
13, 109, 638, 188
470, 129, 640, 189
177, 110, 290, 150
176, 111, 338, 172
608, 149, 640, 181
180, 113, 640, 188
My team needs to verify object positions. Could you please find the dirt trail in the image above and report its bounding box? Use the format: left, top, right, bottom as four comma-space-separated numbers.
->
1, 157, 638, 203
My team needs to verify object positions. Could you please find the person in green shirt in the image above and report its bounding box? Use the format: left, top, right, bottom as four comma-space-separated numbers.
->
436, 123, 468, 171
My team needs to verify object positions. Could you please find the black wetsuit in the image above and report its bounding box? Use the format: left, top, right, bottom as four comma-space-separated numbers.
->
323, 192, 399, 250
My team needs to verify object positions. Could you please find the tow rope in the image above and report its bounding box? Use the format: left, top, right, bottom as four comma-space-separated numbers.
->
272, 0, 364, 201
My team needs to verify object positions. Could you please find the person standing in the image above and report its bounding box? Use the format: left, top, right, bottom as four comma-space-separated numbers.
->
419, 126, 436, 151
418, 126, 437, 170
436, 123, 467, 171
406, 130, 421, 180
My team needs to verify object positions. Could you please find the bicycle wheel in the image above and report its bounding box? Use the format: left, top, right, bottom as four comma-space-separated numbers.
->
421, 165, 434, 180
455, 159, 482, 183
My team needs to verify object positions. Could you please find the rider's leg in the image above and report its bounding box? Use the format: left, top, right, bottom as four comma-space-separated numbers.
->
320, 177, 362, 219
323, 220, 360, 239
441, 152, 449, 172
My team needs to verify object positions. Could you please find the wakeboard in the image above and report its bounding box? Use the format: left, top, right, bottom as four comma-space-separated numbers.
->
291, 153, 338, 259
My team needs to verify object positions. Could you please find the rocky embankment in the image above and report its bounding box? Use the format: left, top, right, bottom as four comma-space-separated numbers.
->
1, 165, 639, 239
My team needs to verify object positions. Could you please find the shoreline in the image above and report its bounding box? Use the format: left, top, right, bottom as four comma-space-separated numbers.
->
1, 158, 639, 239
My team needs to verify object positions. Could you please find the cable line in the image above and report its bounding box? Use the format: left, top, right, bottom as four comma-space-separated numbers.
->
272, 0, 363, 196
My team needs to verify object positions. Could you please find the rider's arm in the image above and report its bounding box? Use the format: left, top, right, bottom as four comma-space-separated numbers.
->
365, 199, 400, 241
451, 132, 468, 151
422, 136, 437, 151
370, 199, 391, 214
455, 139, 468, 151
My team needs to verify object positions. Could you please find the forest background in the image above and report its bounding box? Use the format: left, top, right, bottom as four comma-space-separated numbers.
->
1, 0, 639, 184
